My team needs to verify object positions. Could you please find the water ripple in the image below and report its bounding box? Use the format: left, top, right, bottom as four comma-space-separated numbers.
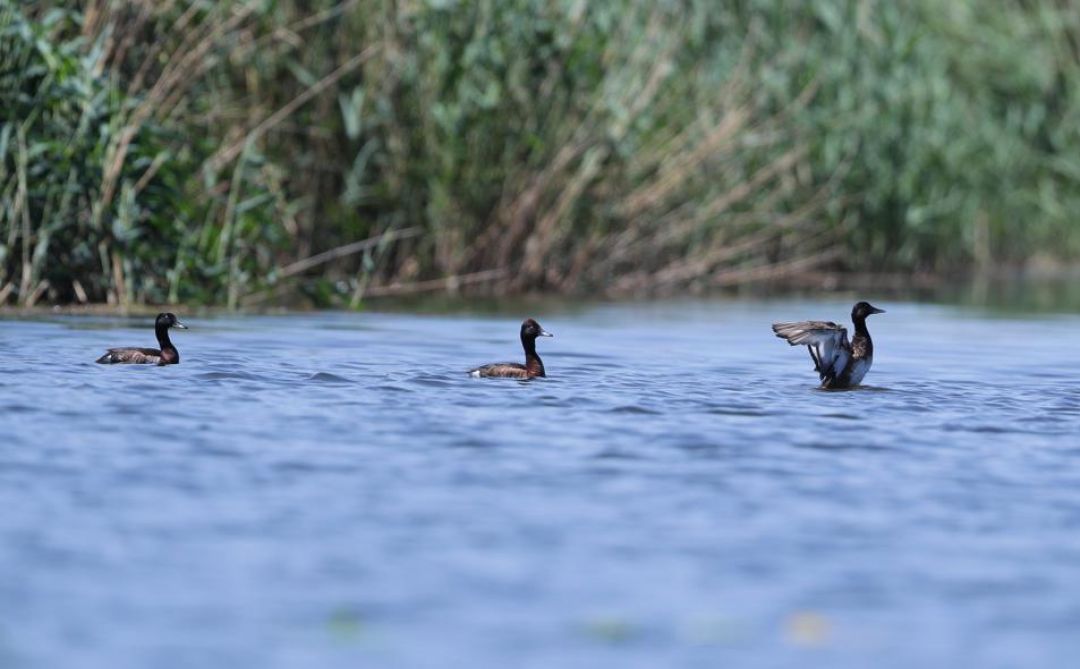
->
307, 371, 352, 384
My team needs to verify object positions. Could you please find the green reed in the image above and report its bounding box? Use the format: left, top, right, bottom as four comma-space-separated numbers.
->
2, 0, 1080, 307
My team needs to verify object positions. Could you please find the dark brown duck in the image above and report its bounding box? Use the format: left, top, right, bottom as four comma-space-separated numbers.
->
96, 312, 188, 365
469, 318, 553, 379
772, 301, 885, 389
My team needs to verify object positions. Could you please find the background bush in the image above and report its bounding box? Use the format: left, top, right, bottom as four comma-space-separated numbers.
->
2, 0, 1080, 307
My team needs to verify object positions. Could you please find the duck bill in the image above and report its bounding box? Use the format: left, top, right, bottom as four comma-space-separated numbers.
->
869, 307, 885, 315
539, 330, 553, 337
174, 321, 189, 329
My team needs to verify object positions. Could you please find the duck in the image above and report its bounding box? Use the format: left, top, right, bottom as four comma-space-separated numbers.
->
772, 301, 885, 389
469, 318, 553, 379
96, 312, 188, 365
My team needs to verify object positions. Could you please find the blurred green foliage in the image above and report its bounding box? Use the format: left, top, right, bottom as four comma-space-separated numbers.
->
0, 2, 288, 306
781, 0, 1080, 269
2, 0, 1079, 307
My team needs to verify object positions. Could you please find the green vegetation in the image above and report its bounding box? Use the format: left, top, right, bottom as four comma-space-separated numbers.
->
2, 0, 1080, 308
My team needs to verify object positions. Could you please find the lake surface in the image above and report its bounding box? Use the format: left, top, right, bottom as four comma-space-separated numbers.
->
2, 299, 1080, 668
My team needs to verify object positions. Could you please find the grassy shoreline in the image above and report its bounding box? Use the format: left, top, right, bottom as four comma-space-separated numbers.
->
6, 268, 1080, 318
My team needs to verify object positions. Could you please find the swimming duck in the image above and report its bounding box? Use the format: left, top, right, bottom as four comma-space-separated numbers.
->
469, 318, 553, 379
96, 312, 188, 365
772, 301, 885, 389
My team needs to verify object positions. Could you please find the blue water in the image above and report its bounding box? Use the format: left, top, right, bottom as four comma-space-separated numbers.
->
2, 300, 1080, 668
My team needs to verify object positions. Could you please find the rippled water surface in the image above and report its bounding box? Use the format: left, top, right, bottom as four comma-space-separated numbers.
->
3, 300, 1080, 668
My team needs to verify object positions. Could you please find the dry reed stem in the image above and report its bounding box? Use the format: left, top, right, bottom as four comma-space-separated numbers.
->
206, 45, 381, 172
705, 246, 843, 288
654, 145, 808, 245
598, 134, 798, 273
520, 146, 608, 286
618, 107, 750, 217
26, 279, 49, 307
276, 226, 423, 278
360, 268, 507, 298
131, 151, 168, 196
639, 193, 833, 289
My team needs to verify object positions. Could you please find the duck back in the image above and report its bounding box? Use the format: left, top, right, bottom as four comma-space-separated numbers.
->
96, 347, 165, 365
469, 363, 530, 379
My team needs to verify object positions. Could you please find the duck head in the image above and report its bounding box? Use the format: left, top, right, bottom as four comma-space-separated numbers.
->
851, 301, 885, 320
520, 318, 553, 341
156, 312, 188, 330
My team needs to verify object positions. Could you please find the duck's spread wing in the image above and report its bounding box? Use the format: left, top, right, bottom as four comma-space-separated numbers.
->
96, 347, 162, 364
772, 321, 851, 382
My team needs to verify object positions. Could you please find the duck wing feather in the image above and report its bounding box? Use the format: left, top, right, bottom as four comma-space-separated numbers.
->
772, 321, 851, 383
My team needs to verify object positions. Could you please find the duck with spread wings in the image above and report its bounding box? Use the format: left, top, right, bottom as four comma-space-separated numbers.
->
772, 302, 885, 389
